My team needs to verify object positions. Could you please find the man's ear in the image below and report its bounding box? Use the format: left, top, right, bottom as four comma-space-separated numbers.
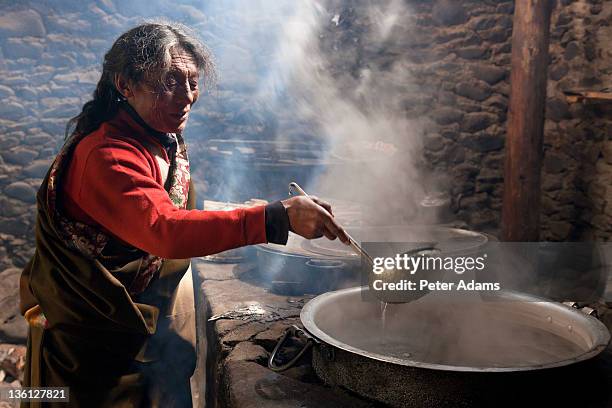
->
114, 73, 133, 99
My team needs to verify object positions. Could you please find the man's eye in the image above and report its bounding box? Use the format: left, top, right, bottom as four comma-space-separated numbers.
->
189, 80, 198, 89
165, 76, 178, 87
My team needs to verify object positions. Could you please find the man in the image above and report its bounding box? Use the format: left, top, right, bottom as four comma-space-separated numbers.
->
20, 22, 347, 407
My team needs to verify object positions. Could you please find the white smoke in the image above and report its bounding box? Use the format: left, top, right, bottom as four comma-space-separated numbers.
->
249, 0, 426, 224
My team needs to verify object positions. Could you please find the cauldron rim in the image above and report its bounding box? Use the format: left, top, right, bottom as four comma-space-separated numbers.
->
300, 286, 611, 373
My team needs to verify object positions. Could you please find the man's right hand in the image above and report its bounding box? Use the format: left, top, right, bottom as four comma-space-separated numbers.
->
281, 196, 349, 244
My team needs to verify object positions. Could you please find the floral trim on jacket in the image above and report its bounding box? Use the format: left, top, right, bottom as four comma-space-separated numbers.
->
46, 129, 190, 296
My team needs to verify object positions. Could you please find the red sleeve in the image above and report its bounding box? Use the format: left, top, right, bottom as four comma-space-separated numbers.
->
69, 139, 267, 259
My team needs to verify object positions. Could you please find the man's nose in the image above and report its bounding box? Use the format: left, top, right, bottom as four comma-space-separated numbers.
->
177, 84, 195, 105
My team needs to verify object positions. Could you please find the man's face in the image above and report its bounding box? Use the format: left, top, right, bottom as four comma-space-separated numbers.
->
127, 47, 200, 133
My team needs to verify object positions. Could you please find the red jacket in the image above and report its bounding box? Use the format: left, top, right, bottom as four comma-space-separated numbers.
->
60, 108, 267, 259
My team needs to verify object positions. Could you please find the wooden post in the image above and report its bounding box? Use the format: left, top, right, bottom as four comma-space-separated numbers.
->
501, 0, 553, 241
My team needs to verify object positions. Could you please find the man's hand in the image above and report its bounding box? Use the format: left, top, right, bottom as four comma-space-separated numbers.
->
281, 196, 349, 244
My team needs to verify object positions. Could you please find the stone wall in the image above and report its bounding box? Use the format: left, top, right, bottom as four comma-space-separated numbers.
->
0, 0, 610, 340
320, 0, 513, 232
319, 0, 611, 240
0, 2, 127, 273
409, 0, 611, 241
543, 0, 612, 241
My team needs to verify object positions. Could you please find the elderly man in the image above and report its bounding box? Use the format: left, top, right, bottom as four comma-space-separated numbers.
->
19, 22, 347, 407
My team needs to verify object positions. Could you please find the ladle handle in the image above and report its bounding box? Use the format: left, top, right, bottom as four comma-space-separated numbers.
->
288, 182, 308, 197
288, 182, 374, 267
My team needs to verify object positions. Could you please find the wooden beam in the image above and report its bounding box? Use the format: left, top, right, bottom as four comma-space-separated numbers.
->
502, 0, 553, 242
564, 90, 612, 104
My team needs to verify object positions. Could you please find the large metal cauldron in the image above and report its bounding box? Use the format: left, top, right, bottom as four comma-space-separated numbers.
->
273, 287, 611, 407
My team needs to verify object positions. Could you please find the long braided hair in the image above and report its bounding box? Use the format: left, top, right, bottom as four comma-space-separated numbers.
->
66, 21, 216, 138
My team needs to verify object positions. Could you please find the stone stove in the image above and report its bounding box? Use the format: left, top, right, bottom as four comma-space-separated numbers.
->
192, 258, 612, 408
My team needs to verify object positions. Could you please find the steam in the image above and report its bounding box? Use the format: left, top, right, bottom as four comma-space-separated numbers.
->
191, 0, 427, 223
318, 289, 590, 370
259, 0, 426, 224
190, 0, 434, 290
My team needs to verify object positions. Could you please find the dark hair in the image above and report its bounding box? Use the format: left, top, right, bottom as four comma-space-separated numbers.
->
66, 21, 216, 138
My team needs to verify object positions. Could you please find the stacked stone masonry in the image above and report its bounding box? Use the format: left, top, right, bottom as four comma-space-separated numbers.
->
319, 0, 611, 241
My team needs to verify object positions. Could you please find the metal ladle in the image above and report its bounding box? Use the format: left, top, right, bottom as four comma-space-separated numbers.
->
288, 182, 374, 267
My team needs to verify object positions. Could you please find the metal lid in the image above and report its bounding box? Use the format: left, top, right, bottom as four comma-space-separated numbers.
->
258, 226, 490, 260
